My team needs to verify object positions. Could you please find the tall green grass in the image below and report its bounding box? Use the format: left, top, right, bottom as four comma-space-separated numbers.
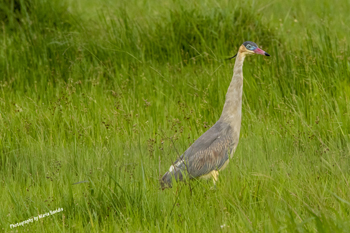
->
1, 0, 350, 232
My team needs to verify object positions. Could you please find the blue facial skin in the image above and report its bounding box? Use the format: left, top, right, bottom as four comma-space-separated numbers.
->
245, 44, 257, 50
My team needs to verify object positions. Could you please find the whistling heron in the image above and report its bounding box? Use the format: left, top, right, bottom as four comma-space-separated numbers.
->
161, 41, 270, 188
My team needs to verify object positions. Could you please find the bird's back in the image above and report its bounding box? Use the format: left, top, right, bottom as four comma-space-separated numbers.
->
161, 120, 235, 187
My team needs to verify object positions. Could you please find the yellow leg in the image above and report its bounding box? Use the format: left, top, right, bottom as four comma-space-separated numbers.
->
211, 170, 219, 186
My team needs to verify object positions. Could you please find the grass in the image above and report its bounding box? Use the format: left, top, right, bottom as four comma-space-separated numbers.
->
1, 0, 350, 232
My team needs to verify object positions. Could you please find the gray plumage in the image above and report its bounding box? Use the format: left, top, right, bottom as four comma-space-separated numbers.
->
161, 41, 270, 188
161, 121, 234, 185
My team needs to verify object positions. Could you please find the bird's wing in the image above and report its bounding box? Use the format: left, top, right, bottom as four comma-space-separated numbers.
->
171, 121, 234, 178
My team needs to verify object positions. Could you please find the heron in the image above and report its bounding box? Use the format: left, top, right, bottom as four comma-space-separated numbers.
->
160, 41, 270, 188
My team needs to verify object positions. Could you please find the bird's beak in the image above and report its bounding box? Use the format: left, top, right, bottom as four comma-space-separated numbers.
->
253, 48, 270, 56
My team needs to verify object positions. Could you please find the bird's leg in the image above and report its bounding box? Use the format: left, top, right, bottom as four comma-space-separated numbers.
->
211, 170, 219, 189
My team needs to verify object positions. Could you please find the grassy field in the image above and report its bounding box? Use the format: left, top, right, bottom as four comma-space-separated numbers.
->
1, 0, 350, 232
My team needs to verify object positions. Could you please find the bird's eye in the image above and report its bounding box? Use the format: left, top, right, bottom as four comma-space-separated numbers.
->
246, 44, 255, 50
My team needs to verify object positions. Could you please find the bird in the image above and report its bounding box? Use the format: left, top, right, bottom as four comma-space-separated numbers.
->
160, 41, 270, 189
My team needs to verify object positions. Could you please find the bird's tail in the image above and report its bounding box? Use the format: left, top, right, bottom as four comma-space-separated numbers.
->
160, 171, 173, 189
160, 170, 184, 189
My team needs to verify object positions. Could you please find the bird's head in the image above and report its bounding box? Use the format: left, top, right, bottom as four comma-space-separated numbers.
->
228, 41, 270, 59
241, 41, 270, 56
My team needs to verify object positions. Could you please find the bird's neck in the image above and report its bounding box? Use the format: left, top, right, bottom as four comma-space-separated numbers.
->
220, 52, 246, 127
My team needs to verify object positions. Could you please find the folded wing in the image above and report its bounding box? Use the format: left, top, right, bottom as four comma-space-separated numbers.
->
161, 121, 234, 187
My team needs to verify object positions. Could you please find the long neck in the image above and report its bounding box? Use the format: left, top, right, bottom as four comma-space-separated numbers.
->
219, 52, 245, 125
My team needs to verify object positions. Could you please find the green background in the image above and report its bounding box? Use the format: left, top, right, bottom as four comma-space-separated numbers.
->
1, 0, 350, 232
